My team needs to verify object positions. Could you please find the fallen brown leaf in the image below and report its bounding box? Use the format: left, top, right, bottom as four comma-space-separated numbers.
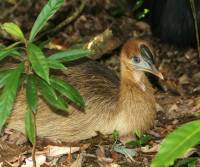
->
70, 154, 83, 167
21, 154, 46, 167
141, 144, 159, 153
45, 145, 80, 157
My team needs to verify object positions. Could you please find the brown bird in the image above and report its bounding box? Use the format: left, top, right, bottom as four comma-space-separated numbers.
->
7, 38, 163, 142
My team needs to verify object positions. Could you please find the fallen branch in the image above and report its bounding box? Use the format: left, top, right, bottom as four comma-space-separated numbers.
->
52, 0, 86, 33
37, 0, 86, 40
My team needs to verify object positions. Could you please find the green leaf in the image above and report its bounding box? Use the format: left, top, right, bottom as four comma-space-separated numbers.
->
50, 77, 84, 108
126, 134, 152, 148
26, 75, 38, 113
29, 0, 64, 42
0, 47, 20, 61
112, 130, 120, 141
25, 108, 36, 144
28, 43, 49, 83
6, 41, 22, 50
151, 120, 200, 167
188, 158, 199, 167
48, 59, 66, 70
37, 77, 67, 111
48, 48, 91, 62
137, 8, 150, 20
132, 0, 144, 12
1, 22, 25, 42
0, 45, 4, 49
175, 157, 199, 167
0, 69, 12, 88
0, 63, 24, 130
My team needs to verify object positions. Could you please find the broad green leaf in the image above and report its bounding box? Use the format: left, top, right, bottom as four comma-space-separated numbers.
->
48, 48, 91, 62
151, 120, 200, 167
28, 43, 49, 83
0, 47, 20, 61
29, 0, 64, 42
25, 108, 36, 144
50, 77, 84, 108
48, 59, 66, 70
37, 77, 67, 111
1, 22, 25, 42
0, 63, 24, 130
0, 70, 12, 88
26, 75, 38, 113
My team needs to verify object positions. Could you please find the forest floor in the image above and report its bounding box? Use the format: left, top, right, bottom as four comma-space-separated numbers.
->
0, 0, 200, 166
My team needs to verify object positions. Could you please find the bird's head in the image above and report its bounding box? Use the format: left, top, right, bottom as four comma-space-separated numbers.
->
120, 39, 163, 81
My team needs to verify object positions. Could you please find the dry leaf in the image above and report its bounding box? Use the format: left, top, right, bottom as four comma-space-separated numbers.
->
113, 144, 136, 161
8, 131, 27, 145
21, 154, 46, 167
156, 103, 164, 112
141, 144, 159, 153
45, 38, 70, 50
110, 164, 120, 167
168, 104, 178, 112
182, 148, 198, 158
45, 145, 80, 157
70, 154, 83, 167
179, 74, 189, 85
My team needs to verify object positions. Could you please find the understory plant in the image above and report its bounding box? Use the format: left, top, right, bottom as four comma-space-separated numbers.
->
151, 120, 200, 167
0, 0, 90, 150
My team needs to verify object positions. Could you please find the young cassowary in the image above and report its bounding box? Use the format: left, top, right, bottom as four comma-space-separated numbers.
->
7, 39, 163, 142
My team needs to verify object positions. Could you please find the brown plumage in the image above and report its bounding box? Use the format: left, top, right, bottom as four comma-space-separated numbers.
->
6, 39, 162, 142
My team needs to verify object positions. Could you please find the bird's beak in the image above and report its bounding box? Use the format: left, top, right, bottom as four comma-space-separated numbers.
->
142, 64, 164, 80
143, 64, 164, 80
139, 44, 164, 80
137, 64, 164, 80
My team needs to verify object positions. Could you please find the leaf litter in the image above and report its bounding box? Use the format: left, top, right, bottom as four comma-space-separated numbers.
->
0, 0, 200, 166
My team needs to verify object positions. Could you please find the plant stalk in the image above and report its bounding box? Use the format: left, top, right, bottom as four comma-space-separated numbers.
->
31, 113, 37, 167
190, 0, 200, 60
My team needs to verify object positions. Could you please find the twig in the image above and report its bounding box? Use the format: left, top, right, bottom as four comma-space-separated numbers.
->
0, 0, 23, 19
52, 0, 86, 33
190, 0, 200, 59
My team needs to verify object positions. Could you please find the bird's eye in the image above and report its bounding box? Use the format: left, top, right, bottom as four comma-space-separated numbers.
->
133, 56, 141, 63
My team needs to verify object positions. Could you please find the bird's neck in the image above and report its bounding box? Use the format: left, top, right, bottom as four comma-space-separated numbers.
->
120, 64, 151, 92
118, 64, 155, 110
113, 64, 156, 135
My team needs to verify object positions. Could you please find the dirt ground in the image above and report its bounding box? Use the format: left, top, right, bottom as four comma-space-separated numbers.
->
0, 0, 200, 166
